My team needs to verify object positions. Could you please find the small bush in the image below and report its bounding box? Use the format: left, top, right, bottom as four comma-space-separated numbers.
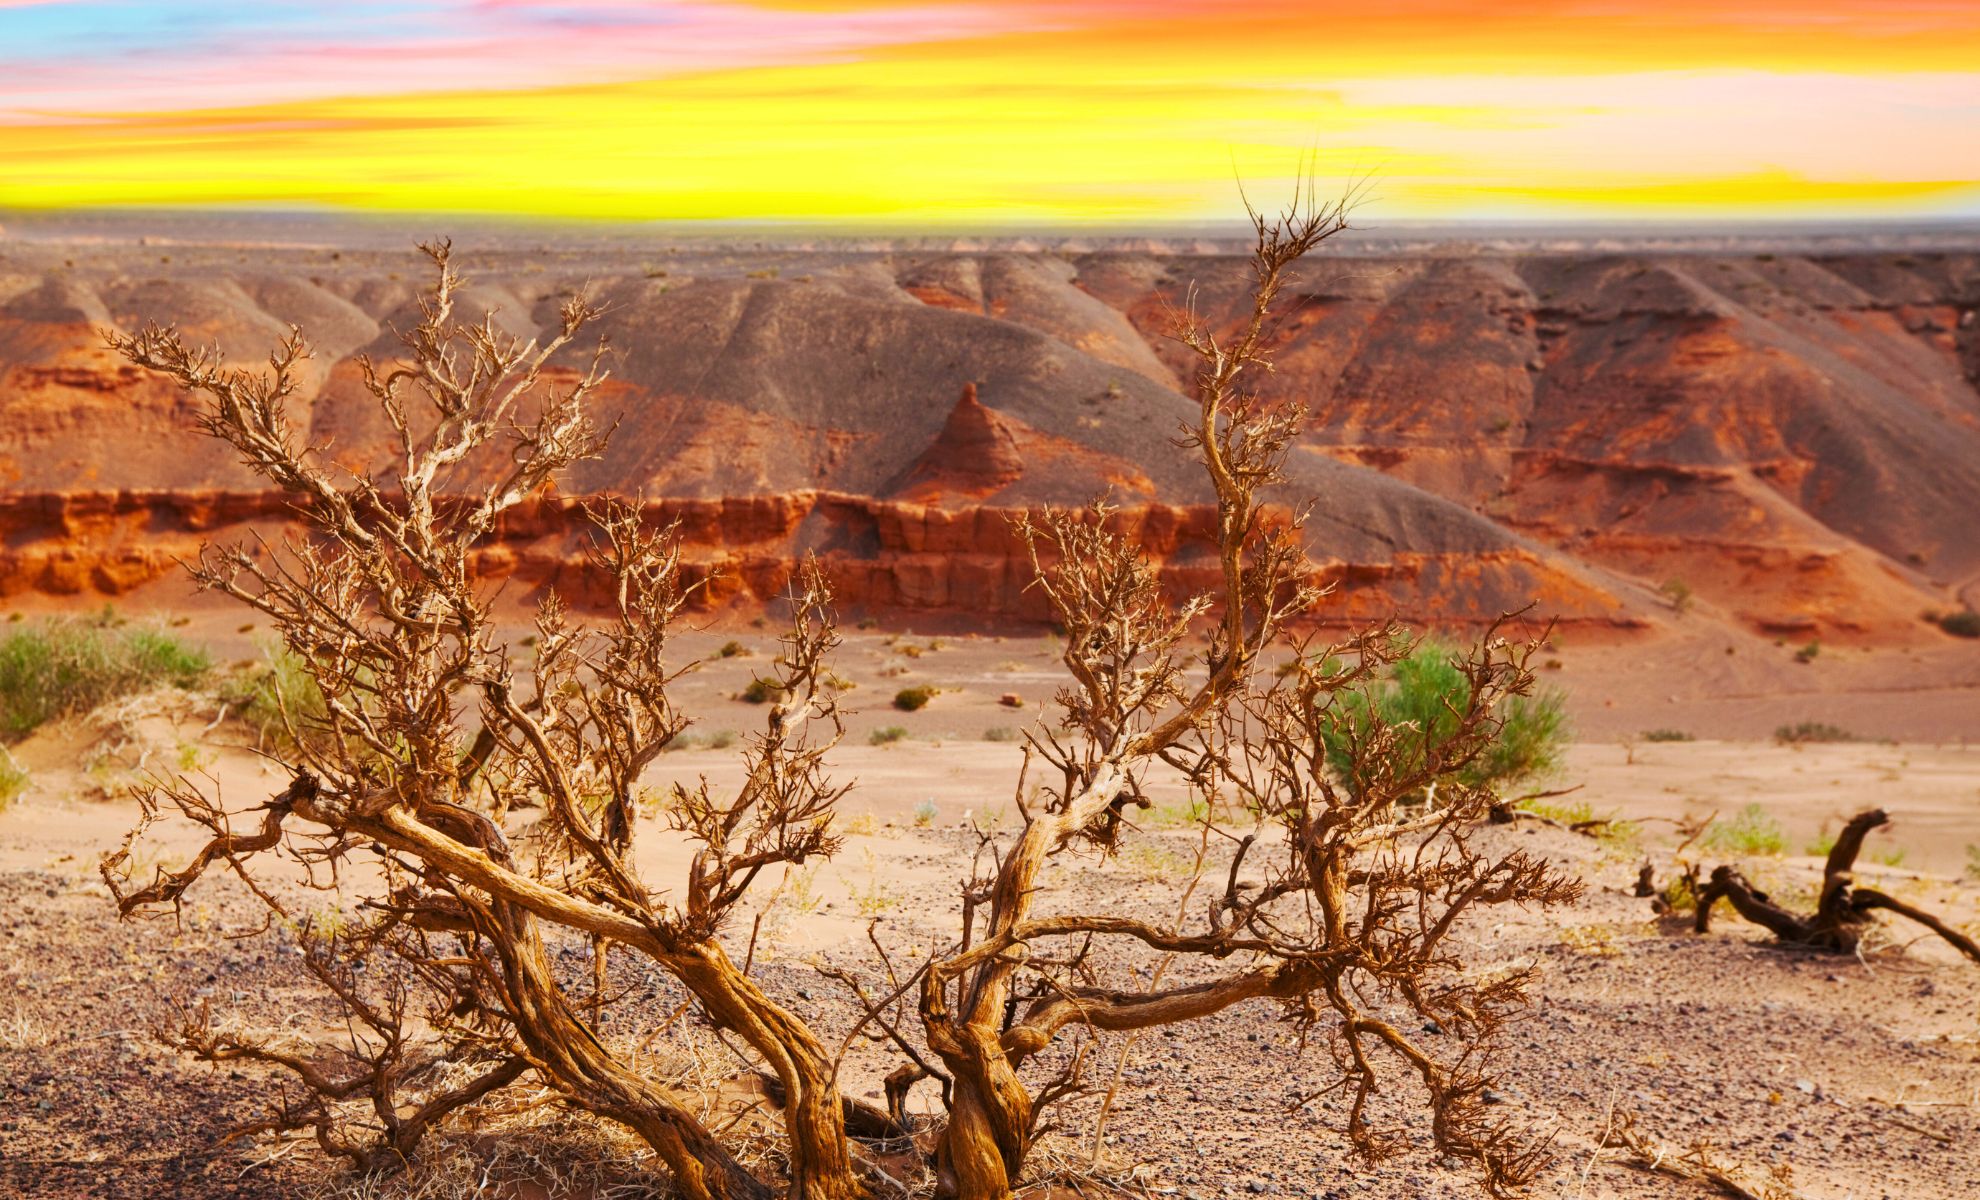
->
717, 640, 750, 658
1320, 639, 1569, 796
981, 726, 1020, 743
0, 748, 26, 811
1641, 729, 1693, 743
1658, 578, 1693, 615
219, 643, 329, 751
1965, 844, 1980, 883
843, 812, 879, 836
1774, 721, 1855, 745
1934, 610, 1980, 638
913, 799, 938, 827
1793, 640, 1821, 663
1659, 872, 1699, 914
0, 613, 211, 741
1149, 797, 1211, 829
892, 685, 937, 712
1702, 803, 1785, 856
740, 677, 784, 704
669, 728, 740, 752
869, 725, 909, 746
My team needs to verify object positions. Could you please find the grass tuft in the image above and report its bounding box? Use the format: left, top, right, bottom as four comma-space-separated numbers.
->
0, 611, 210, 741
892, 685, 937, 712
1773, 721, 1855, 745
0, 747, 26, 811
1702, 803, 1785, 857
1641, 728, 1694, 743
218, 642, 328, 752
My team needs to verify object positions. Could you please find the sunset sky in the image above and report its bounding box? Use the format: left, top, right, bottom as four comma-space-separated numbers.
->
2, 1, 1977, 225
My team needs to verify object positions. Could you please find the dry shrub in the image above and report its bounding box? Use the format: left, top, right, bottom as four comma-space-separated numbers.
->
104, 195, 1579, 1200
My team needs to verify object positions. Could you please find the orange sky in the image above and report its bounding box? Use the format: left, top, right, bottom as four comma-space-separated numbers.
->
1, 1, 1976, 223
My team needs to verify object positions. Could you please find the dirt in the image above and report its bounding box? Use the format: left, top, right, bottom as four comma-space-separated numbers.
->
1, 619, 1978, 1199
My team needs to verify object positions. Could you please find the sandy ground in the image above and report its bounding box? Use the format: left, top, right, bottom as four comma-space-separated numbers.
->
1, 611, 1978, 1199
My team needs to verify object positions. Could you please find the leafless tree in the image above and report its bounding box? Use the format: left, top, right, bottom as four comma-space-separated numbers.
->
105, 244, 862, 1200
105, 196, 1580, 1200
909, 187, 1579, 1200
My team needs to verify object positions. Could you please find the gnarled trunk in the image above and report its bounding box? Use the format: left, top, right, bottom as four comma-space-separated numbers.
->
931, 1031, 1033, 1200
492, 909, 772, 1200
675, 940, 868, 1200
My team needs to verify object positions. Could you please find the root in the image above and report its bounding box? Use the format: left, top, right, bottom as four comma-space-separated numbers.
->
1678, 809, 1980, 963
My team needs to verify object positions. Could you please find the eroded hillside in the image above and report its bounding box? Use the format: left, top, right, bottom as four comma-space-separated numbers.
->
2, 236, 1976, 639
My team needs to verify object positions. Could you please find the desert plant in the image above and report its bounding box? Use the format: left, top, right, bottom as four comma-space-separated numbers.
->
980, 726, 1019, 743
1701, 803, 1785, 856
739, 676, 785, 704
218, 641, 329, 752
1658, 578, 1693, 615
0, 611, 210, 740
0, 747, 26, 811
1642, 728, 1694, 743
1774, 720, 1855, 745
718, 639, 751, 658
869, 725, 909, 746
913, 799, 938, 827
1934, 609, 1980, 638
1317, 637, 1569, 799
1794, 640, 1821, 663
891, 685, 936, 712
103, 208, 1581, 1200
104, 244, 859, 1200
901, 191, 1580, 1200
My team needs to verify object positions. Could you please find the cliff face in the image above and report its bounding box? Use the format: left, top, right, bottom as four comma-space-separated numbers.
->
0, 487, 1629, 632
1, 241, 1974, 637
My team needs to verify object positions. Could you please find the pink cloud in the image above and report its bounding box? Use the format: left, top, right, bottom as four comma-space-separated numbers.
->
0, 1, 1024, 118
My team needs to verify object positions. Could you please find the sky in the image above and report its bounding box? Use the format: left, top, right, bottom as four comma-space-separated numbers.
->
1, 1, 1977, 225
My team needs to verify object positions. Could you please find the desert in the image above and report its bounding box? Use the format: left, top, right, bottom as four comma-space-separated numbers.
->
0, 204, 1974, 1200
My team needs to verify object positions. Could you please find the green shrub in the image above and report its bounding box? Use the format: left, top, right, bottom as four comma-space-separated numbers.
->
668, 728, 739, 752
1702, 803, 1785, 856
0, 748, 26, 811
740, 677, 784, 704
1659, 872, 1698, 914
1642, 728, 1694, 743
981, 726, 1020, 743
1658, 578, 1693, 615
869, 725, 909, 746
0, 613, 210, 741
892, 685, 937, 712
1935, 610, 1980, 638
913, 799, 938, 827
1774, 721, 1855, 745
717, 640, 750, 658
219, 643, 329, 751
1319, 639, 1568, 797
1793, 640, 1821, 663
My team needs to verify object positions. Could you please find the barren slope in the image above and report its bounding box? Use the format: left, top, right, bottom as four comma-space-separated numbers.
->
1, 237, 1975, 638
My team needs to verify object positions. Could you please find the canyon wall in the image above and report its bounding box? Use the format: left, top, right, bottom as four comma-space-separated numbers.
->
2, 237, 1975, 637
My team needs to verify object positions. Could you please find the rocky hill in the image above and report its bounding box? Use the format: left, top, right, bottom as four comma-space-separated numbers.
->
1, 235, 1975, 639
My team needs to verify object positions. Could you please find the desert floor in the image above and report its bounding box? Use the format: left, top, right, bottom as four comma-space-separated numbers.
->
1, 617, 1977, 1200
